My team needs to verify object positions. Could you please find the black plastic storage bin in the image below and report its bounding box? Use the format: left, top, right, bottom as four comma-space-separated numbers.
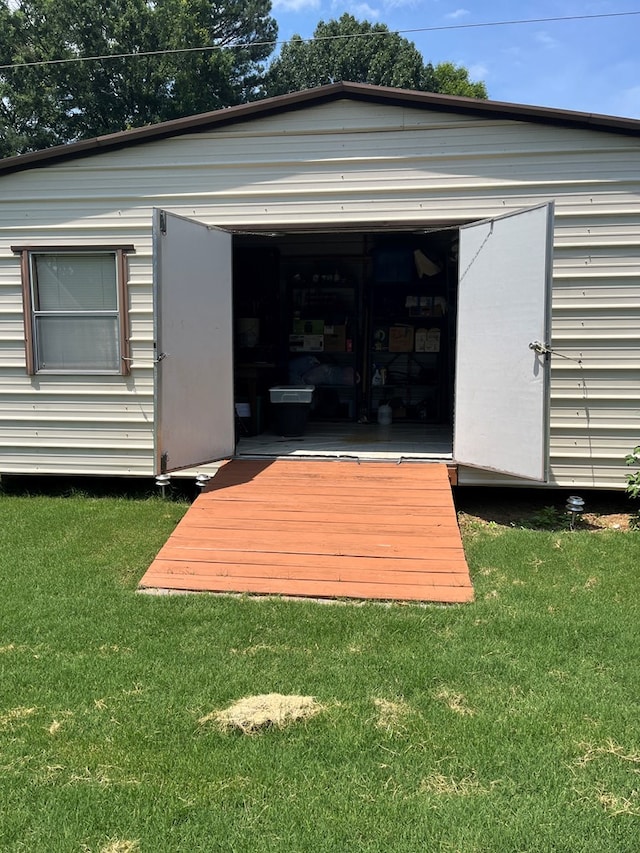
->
269, 386, 314, 437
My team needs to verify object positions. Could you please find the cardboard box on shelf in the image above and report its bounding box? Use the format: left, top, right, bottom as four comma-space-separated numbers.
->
389, 325, 414, 352
289, 334, 325, 352
323, 324, 347, 352
415, 327, 441, 353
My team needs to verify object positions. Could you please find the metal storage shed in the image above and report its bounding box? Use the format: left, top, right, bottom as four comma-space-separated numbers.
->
0, 82, 638, 488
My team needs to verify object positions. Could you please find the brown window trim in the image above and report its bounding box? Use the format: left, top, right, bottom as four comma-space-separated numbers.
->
12, 244, 135, 253
12, 245, 135, 377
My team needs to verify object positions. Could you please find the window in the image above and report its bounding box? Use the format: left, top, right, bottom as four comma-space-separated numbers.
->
13, 246, 133, 375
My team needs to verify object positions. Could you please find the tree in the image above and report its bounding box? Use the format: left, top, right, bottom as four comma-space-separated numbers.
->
424, 61, 487, 99
0, 0, 69, 157
0, 0, 278, 156
265, 14, 487, 99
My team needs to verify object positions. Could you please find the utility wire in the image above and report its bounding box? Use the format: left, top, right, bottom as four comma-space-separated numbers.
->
0, 10, 638, 72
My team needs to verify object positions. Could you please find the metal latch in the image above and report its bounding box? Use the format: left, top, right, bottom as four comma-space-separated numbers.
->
529, 341, 582, 364
529, 341, 550, 355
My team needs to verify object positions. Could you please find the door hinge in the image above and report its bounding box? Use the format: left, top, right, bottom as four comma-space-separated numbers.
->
159, 210, 167, 234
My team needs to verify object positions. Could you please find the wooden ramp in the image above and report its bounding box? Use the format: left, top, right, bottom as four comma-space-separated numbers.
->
139, 460, 473, 604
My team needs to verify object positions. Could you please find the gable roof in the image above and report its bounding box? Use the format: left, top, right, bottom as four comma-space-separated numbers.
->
2, 81, 640, 177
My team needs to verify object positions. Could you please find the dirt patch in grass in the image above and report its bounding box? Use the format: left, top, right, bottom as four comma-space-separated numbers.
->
419, 772, 494, 796
575, 739, 640, 817
433, 686, 476, 716
0, 706, 36, 729
596, 790, 640, 817
373, 697, 413, 732
199, 693, 323, 733
99, 841, 141, 853
455, 487, 635, 532
576, 739, 640, 768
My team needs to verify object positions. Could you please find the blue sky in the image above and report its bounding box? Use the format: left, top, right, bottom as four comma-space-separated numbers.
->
269, 1, 640, 118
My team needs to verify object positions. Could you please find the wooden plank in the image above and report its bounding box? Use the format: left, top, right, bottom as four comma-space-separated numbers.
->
143, 558, 470, 589
176, 511, 459, 533
205, 466, 452, 484
162, 531, 465, 558
203, 481, 452, 493
141, 567, 474, 603
193, 483, 452, 498
211, 460, 449, 479
152, 546, 471, 572
197, 495, 455, 512
184, 507, 456, 525
139, 459, 473, 604
192, 504, 454, 520
178, 517, 456, 537
201, 475, 453, 491
203, 474, 449, 485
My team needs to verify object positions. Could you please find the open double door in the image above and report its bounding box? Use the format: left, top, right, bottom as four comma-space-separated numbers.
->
153, 203, 554, 482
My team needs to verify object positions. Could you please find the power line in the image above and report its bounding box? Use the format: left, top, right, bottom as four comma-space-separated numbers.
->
400, 10, 640, 38
0, 10, 638, 72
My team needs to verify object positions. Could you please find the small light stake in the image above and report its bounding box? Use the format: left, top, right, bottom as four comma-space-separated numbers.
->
195, 474, 212, 492
565, 495, 585, 529
155, 473, 171, 499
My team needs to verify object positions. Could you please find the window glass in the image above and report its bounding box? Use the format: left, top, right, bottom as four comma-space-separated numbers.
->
35, 316, 120, 371
34, 254, 117, 311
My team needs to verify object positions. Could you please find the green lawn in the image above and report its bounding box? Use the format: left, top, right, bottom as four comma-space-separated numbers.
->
0, 485, 638, 852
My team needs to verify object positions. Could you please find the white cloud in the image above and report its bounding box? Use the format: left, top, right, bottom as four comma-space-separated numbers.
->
352, 2, 381, 17
535, 30, 560, 50
329, 0, 381, 18
502, 45, 523, 59
468, 62, 489, 80
329, 0, 381, 14
446, 8, 470, 20
381, 0, 421, 10
272, 0, 321, 11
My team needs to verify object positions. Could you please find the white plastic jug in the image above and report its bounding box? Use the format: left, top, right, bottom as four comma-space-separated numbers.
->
377, 404, 392, 426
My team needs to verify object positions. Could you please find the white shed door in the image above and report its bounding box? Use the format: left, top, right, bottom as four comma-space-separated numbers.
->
153, 209, 234, 473
454, 202, 554, 481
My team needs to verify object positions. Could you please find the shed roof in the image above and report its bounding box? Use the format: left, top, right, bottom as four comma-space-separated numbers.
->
2, 80, 640, 177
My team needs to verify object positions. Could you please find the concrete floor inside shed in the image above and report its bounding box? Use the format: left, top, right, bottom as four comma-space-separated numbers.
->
235, 422, 453, 462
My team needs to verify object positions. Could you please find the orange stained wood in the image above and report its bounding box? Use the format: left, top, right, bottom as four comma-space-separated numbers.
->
139, 459, 474, 604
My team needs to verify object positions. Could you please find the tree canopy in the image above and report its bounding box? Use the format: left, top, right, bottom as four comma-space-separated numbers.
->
0, 0, 277, 157
264, 14, 487, 100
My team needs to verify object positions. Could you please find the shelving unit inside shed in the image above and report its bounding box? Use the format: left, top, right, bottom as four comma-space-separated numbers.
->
231, 230, 458, 432
367, 244, 453, 424
286, 253, 362, 421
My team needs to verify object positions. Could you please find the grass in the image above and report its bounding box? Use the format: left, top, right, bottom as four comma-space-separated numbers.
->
0, 483, 638, 852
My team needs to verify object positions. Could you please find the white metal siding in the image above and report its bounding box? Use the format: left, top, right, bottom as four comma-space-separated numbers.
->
1, 99, 638, 485
0, 241, 155, 475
